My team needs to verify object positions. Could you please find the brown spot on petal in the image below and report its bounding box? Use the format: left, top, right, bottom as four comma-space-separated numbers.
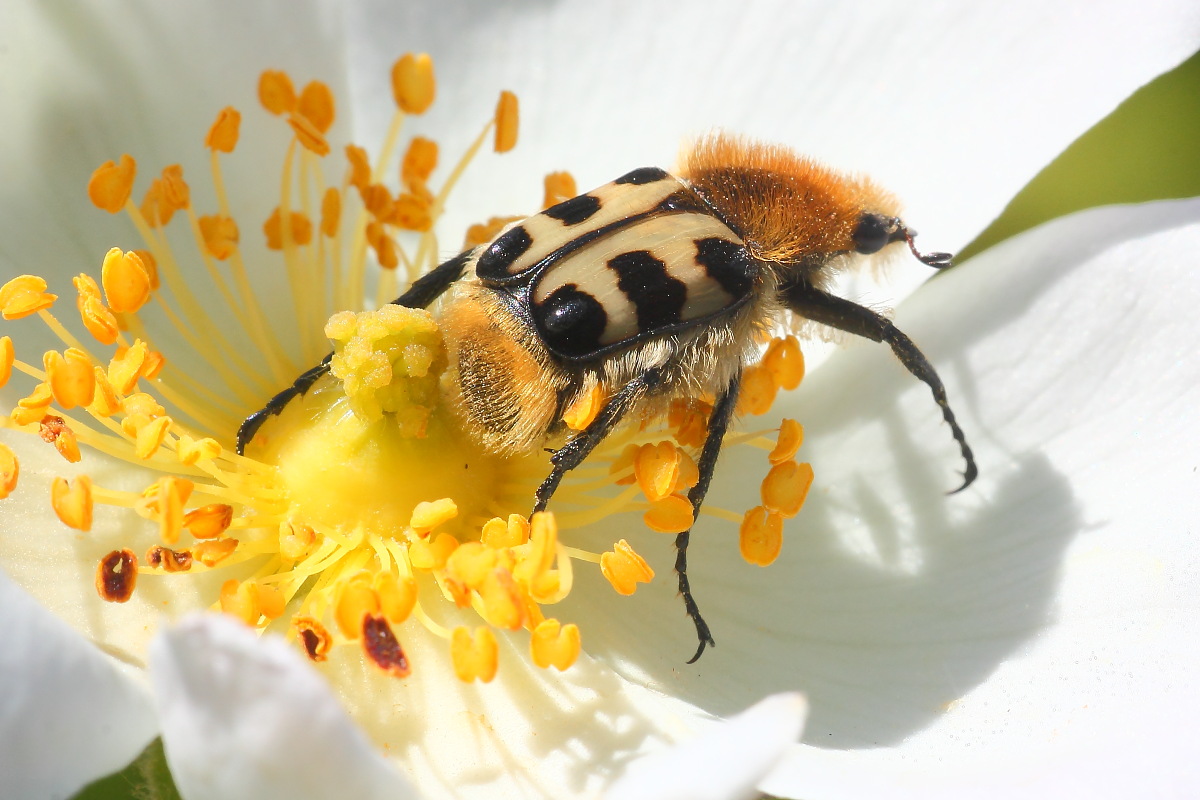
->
362, 614, 410, 678
97, 549, 138, 602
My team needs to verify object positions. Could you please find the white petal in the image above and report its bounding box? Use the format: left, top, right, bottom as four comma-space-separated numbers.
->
0, 568, 158, 798
344, 0, 1200, 289
605, 693, 807, 800
149, 614, 416, 800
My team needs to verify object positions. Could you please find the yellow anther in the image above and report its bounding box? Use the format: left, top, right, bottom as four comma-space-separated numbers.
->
278, 519, 318, 562
515, 512, 558, 584
78, 293, 119, 345
634, 441, 681, 502
176, 434, 221, 466
409, 497, 458, 535
159, 164, 190, 212
87, 154, 136, 213
183, 503, 233, 540
294, 616, 333, 662
140, 179, 168, 227
43, 348, 94, 410
108, 340, 147, 394
345, 144, 371, 190
401, 137, 438, 190
391, 53, 436, 114
409, 531, 458, 570
450, 625, 498, 683
320, 187, 341, 238
141, 349, 165, 380
609, 443, 639, 486
600, 539, 654, 596
219, 579, 257, 625
146, 545, 193, 573
481, 514, 530, 549
446, 541, 497, 590
764, 336, 805, 390
530, 619, 581, 671
739, 506, 783, 566
360, 183, 394, 219
39, 416, 81, 463
562, 382, 604, 431
542, 172, 578, 210
375, 572, 417, 624
480, 568, 525, 630
363, 221, 399, 270
51, 475, 94, 531
675, 450, 699, 492
736, 364, 778, 416
198, 215, 240, 260
96, 549, 137, 603
669, 398, 712, 448
121, 391, 165, 422
0, 443, 19, 498
769, 419, 804, 465
193, 537, 238, 567
73, 273, 101, 300
391, 193, 433, 232
263, 208, 314, 250
253, 581, 286, 620
134, 415, 172, 460
643, 494, 694, 534
760, 460, 814, 519
151, 475, 188, 544
132, 250, 160, 290
205, 106, 242, 153
462, 215, 523, 249
297, 80, 335, 133
12, 385, 51, 427
86, 367, 121, 418
1, 275, 57, 320
0, 336, 12, 387
335, 574, 379, 640
258, 70, 297, 115
288, 112, 331, 157
101, 248, 153, 314
494, 90, 519, 153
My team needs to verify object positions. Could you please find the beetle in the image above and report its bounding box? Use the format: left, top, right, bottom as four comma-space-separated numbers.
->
238, 133, 976, 662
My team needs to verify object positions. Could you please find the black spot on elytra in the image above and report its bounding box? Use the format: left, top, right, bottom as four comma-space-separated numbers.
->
537, 284, 607, 359
694, 237, 755, 299
476, 224, 532, 279
543, 193, 602, 226
614, 166, 669, 185
607, 250, 685, 331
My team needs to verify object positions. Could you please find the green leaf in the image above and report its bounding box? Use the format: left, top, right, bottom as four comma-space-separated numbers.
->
70, 738, 181, 800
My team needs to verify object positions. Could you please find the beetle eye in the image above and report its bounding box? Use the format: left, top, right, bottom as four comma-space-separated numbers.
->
852, 213, 896, 254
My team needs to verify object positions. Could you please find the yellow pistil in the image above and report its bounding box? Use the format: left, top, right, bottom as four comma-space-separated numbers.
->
0, 55, 818, 689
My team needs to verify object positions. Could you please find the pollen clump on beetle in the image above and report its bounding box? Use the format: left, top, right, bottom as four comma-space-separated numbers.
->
0, 54, 814, 685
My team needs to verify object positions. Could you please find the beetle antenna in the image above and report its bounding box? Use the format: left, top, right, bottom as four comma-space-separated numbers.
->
904, 229, 953, 269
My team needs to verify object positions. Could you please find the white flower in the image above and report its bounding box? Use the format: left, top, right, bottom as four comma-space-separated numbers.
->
1, 1, 1198, 798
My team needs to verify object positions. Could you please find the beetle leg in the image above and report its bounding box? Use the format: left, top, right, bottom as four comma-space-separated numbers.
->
678, 370, 741, 663
532, 365, 665, 513
236, 249, 475, 454
782, 280, 977, 492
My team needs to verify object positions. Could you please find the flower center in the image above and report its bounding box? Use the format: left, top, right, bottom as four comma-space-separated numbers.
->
0, 54, 814, 683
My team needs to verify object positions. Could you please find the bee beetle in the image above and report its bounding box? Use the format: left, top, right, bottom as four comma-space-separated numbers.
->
239, 133, 976, 663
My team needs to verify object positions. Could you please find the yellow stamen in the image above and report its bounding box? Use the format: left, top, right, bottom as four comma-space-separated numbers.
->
51, 475, 94, 531
769, 419, 804, 465
737, 364, 778, 416
193, 538, 238, 567
87, 154, 136, 213
39, 416, 81, 463
450, 625, 498, 683
0, 336, 13, 386
739, 506, 783, 566
409, 498, 458, 535
155, 474, 188, 544
634, 441, 681, 502
562, 381, 604, 431
391, 193, 433, 232
760, 460, 814, 519
480, 568, 525, 630
345, 144, 371, 190
401, 137, 438, 190
146, 545, 193, 573
134, 415, 172, 461
643, 494, 694, 534
264, 208, 314, 250
198, 215, 240, 261
481, 514, 530, 549
297, 81, 335, 133
258, 70, 297, 115
278, 520, 319, 563
0, 443, 19, 498
335, 574, 379, 639
375, 571, 417, 624
463, 215, 523, 249
600, 539, 654, 596
542, 172, 577, 209
320, 187, 341, 238
44, 348, 95, 410
183, 503, 233, 539
1, 275, 57, 320
287, 113, 331, 157
493, 90, 519, 153
530, 619, 581, 670
391, 53, 435, 114
205, 106, 242, 153
764, 335, 804, 390
176, 434, 221, 465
